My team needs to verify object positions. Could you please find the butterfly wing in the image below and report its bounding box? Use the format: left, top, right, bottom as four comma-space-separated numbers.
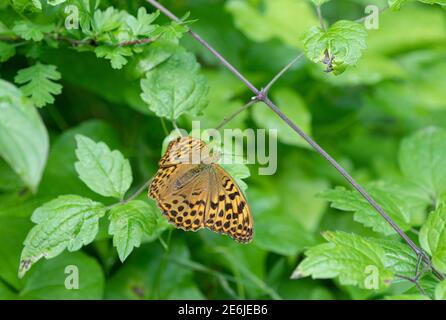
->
149, 136, 209, 231
205, 164, 253, 243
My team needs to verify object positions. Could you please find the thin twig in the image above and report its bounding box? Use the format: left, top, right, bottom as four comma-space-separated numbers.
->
215, 99, 257, 130
395, 274, 427, 296
146, 0, 446, 281
316, 5, 327, 31
262, 52, 305, 95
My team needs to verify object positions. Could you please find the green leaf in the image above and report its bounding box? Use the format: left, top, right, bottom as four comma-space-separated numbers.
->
435, 280, 446, 300
20, 252, 104, 299
0, 281, 17, 300
225, 0, 318, 49
373, 239, 418, 279
12, 20, 54, 41
303, 20, 367, 75
252, 88, 311, 148
0, 215, 32, 290
140, 49, 209, 120
254, 212, 314, 256
389, 0, 446, 10
74, 134, 132, 200
0, 42, 16, 62
0, 80, 49, 192
126, 7, 159, 37
92, 6, 124, 34
109, 200, 158, 262
399, 127, 446, 200
18, 195, 106, 278
321, 183, 412, 235
94, 46, 133, 69
293, 231, 393, 290
105, 239, 203, 299
419, 205, 446, 273
14, 63, 62, 107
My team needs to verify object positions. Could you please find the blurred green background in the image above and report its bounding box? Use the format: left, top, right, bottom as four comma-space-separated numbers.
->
0, 0, 446, 300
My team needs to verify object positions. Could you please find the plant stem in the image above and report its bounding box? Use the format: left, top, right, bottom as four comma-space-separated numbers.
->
146, 0, 445, 281
262, 52, 305, 95
215, 99, 257, 130
316, 5, 327, 31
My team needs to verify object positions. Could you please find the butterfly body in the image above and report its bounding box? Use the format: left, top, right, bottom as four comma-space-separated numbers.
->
149, 136, 253, 243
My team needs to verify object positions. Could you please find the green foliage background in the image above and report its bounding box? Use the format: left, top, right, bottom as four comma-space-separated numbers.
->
1, 0, 446, 300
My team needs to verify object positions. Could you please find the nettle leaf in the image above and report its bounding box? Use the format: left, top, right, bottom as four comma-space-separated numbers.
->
399, 127, 446, 200
109, 200, 158, 262
419, 205, 446, 273
293, 231, 393, 290
12, 20, 54, 41
0, 42, 16, 62
252, 88, 311, 148
321, 183, 411, 235
19, 195, 106, 278
94, 46, 133, 69
435, 280, 446, 300
140, 50, 209, 120
14, 63, 62, 108
75, 134, 133, 200
0, 80, 48, 192
126, 7, 159, 37
373, 239, 418, 279
303, 20, 367, 75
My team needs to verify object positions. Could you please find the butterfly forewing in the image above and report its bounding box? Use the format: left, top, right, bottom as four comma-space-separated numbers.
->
149, 136, 253, 243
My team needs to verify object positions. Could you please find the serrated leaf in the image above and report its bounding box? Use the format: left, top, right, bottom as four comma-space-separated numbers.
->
373, 239, 418, 279
18, 195, 106, 278
92, 6, 124, 34
12, 20, 54, 41
74, 134, 132, 200
109, 200, 157, 262
94, 46, 133, 69
321, 183, 411, 235
252, 88, 311, 148
293, 231, 393, 290
0, 80, 48, 192
303, 20, 367, 75
0, 42, 16, 62
140, 50, 209, 120
399, 127, 446, 200
435, 280, 446, 300
126, 7, 159, 37
419, 205, 446, 273
14, 63, 62, 108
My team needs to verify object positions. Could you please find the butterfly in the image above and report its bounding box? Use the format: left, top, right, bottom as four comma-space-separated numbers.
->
148, 136, 253, 243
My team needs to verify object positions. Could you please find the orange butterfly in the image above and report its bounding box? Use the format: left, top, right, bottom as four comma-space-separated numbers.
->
149, 136, 253, 243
